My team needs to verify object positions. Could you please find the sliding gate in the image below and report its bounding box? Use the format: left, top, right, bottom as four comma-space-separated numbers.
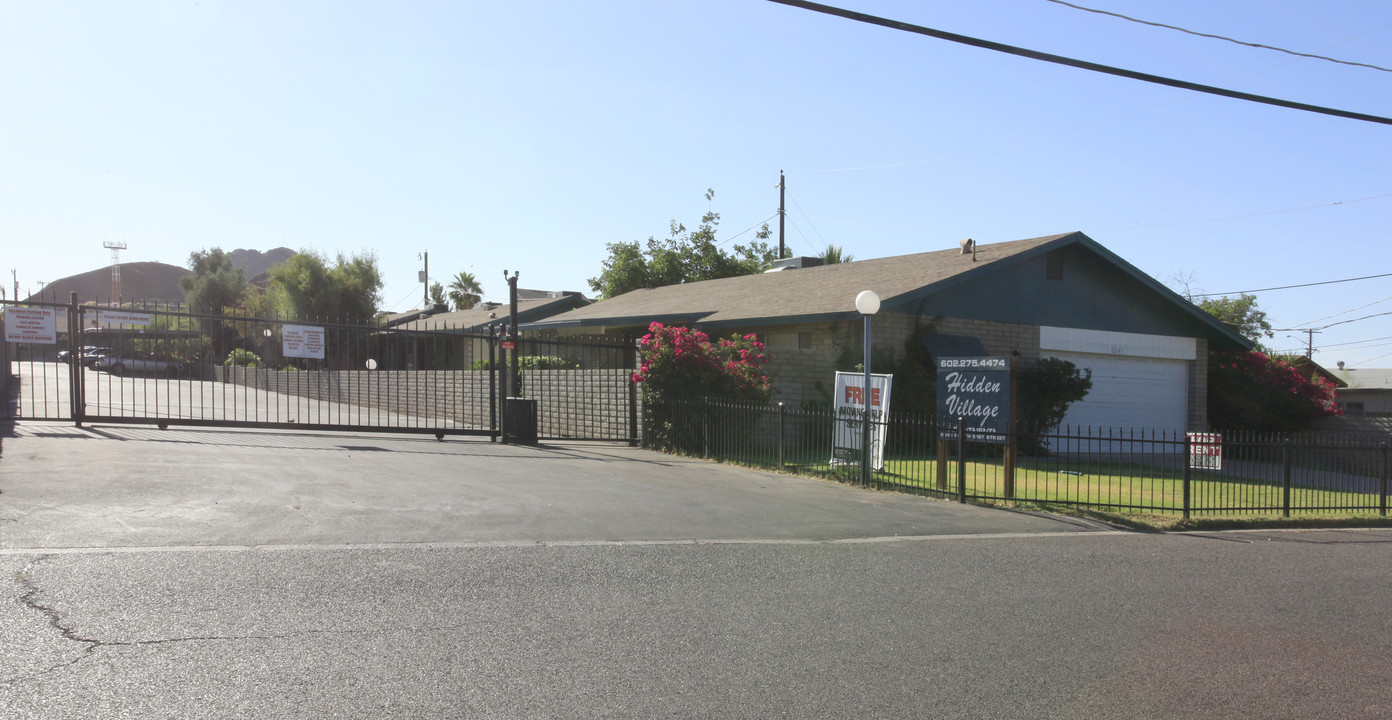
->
3, 297, 638, 443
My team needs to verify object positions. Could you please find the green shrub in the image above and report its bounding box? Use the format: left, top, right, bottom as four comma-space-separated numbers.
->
470, 355, 576, 371
1208, 351, 1341, 431
223, 348, 265, 368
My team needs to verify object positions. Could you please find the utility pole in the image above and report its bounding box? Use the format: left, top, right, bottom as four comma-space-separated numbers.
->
420, 251, 429, 308
778, 170, 786, 259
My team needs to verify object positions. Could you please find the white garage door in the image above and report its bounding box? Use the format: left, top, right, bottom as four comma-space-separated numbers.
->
1045, 352, 1188, 435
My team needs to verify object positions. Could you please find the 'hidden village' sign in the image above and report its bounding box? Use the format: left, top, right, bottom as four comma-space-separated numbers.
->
936, 356, 1011, 443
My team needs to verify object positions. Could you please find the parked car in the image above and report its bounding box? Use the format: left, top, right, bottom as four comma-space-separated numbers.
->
58, 345, 112, 365
79, 347, 114, 367
96, 352, 185, 377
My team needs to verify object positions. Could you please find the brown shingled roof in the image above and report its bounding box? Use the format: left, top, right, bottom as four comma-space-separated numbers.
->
531, 232, 1076, 329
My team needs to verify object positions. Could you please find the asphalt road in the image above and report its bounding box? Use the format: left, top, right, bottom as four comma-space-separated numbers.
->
3, 422, 1391, 719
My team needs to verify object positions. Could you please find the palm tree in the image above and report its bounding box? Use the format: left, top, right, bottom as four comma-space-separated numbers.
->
447, 271, 483, 311
819, 244, 854, 264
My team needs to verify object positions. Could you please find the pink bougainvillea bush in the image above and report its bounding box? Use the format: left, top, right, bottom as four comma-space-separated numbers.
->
632, 322, 773, 404
1208, 351, 1341, 431
633, 322, 773, 453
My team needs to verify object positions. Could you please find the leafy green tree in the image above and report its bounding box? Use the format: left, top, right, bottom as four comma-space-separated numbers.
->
588, 190, 775, 299
447, 271, 483, 310
819, 244, 854, 264
180, 248, 248, 359
429, 282, 446, 307
1197, 293, 1273, 351
267, 249, 383, 323
180, 248, 247, 314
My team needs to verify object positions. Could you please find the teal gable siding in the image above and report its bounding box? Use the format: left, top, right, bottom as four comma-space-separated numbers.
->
898, 244, 1219, 342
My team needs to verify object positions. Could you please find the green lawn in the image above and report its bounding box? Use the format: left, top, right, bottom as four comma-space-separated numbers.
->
779, 451, 1391, 522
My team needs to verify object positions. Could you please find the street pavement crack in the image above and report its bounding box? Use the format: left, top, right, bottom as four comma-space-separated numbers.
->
6, 559, 451, 686
8, 555, 101, 684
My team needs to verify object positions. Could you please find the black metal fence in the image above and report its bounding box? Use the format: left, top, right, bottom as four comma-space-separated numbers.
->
646, 398, 1392, 519
2, 297, 638, 442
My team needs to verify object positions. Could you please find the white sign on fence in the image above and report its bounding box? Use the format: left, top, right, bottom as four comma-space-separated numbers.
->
4, 307, 58, 344
1188, 432, 1222, 470
831, 371, 893, 471
97, 310, 152, 327
282, 325, 326, 359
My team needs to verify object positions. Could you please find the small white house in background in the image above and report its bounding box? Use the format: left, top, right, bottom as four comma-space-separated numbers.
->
1332, 365, 1392, 416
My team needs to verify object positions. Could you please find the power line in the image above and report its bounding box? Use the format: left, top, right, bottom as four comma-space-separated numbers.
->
1099, 192, 1392, 232
1191, 272, 1392, 298
1042, 0, 1392, 73
1316, 310, 1392, 331
1292, 294, 1392, 328
785, 189, 831, 250
767, 0, 1392, 126
716, 213, 779, 247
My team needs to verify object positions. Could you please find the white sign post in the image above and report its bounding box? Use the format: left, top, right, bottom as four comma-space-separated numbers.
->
831, 371, 892, 471
282, 325, 326, 360
4, 307, 58, 344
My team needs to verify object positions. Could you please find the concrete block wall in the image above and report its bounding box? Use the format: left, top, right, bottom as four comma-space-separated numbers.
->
215, 365, 634, 438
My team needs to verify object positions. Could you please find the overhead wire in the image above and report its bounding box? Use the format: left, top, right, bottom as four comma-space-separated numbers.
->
798, 21, 1391, 176
1098, 192, 1392, 232
767, 0, 1392, 125
1042, 0, 1392, 73
1292, 295, 1392, 328
1190, 271, 1392, 298
785, 188, 831, 252
716, 213, 779, 247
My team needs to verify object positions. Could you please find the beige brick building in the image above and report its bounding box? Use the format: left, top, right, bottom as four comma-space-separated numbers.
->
530, 232, 1251, 433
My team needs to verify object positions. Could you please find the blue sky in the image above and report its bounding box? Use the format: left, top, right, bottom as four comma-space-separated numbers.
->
4, 1, 1390, 367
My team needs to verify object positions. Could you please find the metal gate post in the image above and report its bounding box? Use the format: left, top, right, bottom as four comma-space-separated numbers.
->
1182, 433, 1192, 520
628, 372, 638, 447
490, 327, 501, 443
68, 292, 85, 426
956, 416, 967, 504
1380, 441, 1388, 517
777, 402, 785, 470
701, 395, 712, 456
1282, 435, 1293, 518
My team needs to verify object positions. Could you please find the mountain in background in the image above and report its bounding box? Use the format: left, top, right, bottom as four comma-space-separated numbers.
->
229, 247, 295, 285
21, 247, 296, 305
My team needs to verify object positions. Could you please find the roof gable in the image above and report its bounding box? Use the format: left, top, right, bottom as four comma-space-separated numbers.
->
530, 232, 1252, 350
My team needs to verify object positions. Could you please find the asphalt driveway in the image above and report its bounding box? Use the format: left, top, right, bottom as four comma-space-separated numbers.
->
0, 421, 1108, 550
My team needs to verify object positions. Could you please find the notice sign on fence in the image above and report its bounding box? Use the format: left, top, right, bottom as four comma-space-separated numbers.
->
1188, 432, 1222, 470
97, 310, 152, 327
936, 356, 1010, 443
4, 307, 57, 344
282, 325, 326, 359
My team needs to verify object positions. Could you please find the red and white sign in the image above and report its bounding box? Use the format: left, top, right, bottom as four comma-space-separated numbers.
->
831, 371, 893, 470
5, 307, 58, 344
501, 340, 515, 350
1188, 432, 1222, 470
282, 325, 326, 359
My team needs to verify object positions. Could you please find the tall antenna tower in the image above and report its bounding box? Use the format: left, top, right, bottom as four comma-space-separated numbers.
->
103, 240, 127, 303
